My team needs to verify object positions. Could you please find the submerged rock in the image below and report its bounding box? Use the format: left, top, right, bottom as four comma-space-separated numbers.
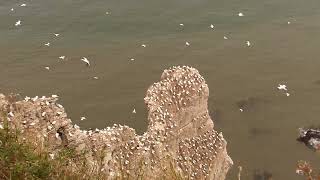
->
0, 66, 233, 179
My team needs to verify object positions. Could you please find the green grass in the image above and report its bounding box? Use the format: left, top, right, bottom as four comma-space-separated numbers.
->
0, 118, 51, 179
0, 112, 97, 180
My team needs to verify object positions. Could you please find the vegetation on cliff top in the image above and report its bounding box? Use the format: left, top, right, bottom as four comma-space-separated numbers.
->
0, 113, 101, 180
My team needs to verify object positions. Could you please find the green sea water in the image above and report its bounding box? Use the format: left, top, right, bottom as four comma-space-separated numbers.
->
1, 0, 320, 179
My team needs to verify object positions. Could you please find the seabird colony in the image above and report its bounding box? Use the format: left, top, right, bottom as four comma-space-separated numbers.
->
0, 66, 233, 179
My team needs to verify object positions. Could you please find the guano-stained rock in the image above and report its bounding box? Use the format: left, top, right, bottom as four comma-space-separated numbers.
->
0, 66, 233, 179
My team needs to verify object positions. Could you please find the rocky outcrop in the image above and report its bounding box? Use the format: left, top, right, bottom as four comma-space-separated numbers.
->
0, 66, 233, 179
297, 128, 320, 151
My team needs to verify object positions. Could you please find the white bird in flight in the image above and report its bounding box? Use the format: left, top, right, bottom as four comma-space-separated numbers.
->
132, 108, 136, 114
180, 23, 184, 26
141, 44, 146, 48
81, 57, 90, 66
286, 92, 290, 96
224, 36, 228, 40
44, 42, 50, 46
185, 41, 190, 46
210, 24, 214, 29
246, 41, 251, 47
80, 116, 86, 121
130, 58, 135, 61
59, 56, 65, 60
20, 3, 26, 7
93, 76, 99, 79
54, 33, 59, 37
15, 20, 21, 26
45, 66, 50, 70
277, 84, 287, 91
238, 12, 244, 17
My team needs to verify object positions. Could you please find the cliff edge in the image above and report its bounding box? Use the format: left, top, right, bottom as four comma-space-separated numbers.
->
0, 66, 233, 179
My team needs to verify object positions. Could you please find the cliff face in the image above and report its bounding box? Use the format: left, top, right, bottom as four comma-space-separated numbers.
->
0, 66, 232, 179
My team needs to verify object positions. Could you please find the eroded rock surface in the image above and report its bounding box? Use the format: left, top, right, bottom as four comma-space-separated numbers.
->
0, 66, 233, 179
297, 128, 320, 151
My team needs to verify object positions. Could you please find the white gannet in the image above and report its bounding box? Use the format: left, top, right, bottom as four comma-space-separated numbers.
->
286, 92, 290, 96
185, 41, 190, 46
59, 56, 65, 60
11, 8, 14, 11
80, 116, 86, 121
20, 3, 26, 7
238, 12, 244, 17
24, 96, 31, 101
55, 133, 60, 139
180, 23, 184, 26
51, 94, 58, 98
210, 24, 214, 29
81, 57, 90, 66
45, 66, 50, 70
224, 36, 228, 40
44, 42, 50, 46
130, 58, 135, 61
141, 44, 146, 48
246, 41, 251, 47
54, 33, 59, 37
8, 112, 14, 117
49, 153, 55, 160
239, 108, 243, 112
93, 76, 99, 79
15, 20, 21, 26
277, 84, 287, 91
132, 108, 136, 114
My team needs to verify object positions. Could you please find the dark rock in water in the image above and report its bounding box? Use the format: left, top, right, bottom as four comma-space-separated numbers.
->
297, 128, 320, 150
253, 169, 273, 180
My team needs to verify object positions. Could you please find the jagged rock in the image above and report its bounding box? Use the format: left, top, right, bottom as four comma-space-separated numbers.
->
297, 128, 320, 151
0, 66, 233, 179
